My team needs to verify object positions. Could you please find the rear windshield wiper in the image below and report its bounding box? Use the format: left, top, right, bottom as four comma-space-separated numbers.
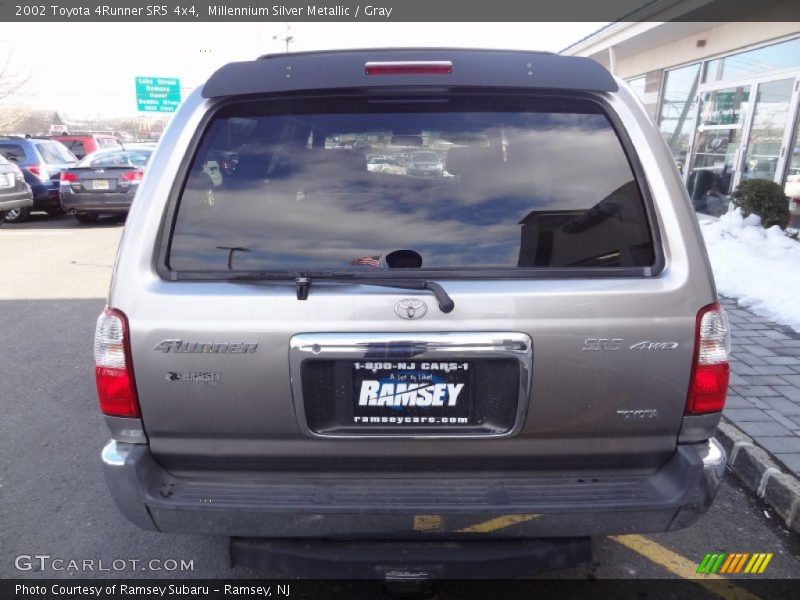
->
230, 273, 454, 313
298, 276, 454, 313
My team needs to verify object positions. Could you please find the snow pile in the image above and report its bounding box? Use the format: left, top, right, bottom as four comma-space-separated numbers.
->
700, 209, 800, 331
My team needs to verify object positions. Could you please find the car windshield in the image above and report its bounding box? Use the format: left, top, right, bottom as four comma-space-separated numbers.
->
78, 150, 152, 168
36, 141, 76, 164
169, 95, 654, 273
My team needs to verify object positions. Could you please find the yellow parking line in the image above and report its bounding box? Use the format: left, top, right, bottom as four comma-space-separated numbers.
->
456, 513, 539, 533
611, 535, 761, 600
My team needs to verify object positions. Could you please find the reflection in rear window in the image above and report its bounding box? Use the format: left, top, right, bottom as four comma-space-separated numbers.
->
35, 142, 76, 164
168, 96, 654, 273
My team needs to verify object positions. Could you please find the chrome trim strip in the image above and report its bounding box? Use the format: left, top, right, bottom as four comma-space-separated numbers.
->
699, 437, 727, 480
101, 440, 132, 467
288, 332, 533, 439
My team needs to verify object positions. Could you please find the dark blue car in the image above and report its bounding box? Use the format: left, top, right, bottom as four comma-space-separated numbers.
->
0, 136, 77, 223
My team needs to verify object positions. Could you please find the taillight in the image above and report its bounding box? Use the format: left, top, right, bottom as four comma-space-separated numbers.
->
686, 303, 730, 415
94, 308, 140, 418
365, 61, 453, 75
121, 170, 144, 182
27, 165, 49, 180
60, 172, 77, 183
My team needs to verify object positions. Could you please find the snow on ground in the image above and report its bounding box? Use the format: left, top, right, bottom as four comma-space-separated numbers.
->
700, 209, 800, 332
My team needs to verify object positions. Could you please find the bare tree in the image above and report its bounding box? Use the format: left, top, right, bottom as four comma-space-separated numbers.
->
0, 47, 31, 132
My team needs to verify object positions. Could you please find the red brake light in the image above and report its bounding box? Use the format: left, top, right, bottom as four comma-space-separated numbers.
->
365, 61, 453, 75
121, 170, 144, 182
686, 303, 730, 415
94, 308, 140, 418
60, 172, 77, 183
26, 165, 49, 181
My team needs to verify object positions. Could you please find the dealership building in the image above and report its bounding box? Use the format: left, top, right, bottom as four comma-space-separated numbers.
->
563, 0, 800, 213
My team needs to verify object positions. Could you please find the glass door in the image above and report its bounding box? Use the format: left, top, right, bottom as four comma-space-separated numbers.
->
686, 86, 750, 215
786, 105, 800, 182
739, 78, 796, 187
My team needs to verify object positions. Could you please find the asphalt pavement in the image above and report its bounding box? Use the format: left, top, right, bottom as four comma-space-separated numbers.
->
0, 213, 798, 596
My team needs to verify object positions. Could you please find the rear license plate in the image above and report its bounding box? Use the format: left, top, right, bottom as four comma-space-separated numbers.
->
92, 179, 110, 190
0, 173, 11, 187
352, 361, 471, 426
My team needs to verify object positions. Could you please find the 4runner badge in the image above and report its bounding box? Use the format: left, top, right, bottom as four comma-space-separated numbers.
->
395, 298, 427, 320
154, 339, 258, 354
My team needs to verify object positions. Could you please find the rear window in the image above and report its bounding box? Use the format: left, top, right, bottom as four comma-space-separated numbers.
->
35, 142, 76, 165
0, 144, 28, 163
168, 95, 655, 274
63, 140, 87, 159
79, 150, 151, 168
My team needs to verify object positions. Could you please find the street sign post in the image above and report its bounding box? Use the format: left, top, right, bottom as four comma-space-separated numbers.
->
135, 77, 181, 113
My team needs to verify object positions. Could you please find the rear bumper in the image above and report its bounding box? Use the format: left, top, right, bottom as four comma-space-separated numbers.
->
60, 190, 134, 213
29, 181, 59, 208
102, 439, 726, 538
0, 189, 33, 211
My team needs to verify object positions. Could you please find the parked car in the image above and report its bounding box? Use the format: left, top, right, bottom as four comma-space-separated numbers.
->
52, 134, 122, 160
0, 136, 77, 223
367, 155, 405, 175
0, 154, 33, 225
97, 49, 728, 578
60, 148, 152, 223
407, 150, 444, 177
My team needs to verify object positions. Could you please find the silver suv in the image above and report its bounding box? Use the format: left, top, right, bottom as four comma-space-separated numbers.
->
96, 49, 729, 577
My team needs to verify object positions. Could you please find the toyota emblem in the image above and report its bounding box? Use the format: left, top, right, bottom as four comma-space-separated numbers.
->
395, 298, 427, 320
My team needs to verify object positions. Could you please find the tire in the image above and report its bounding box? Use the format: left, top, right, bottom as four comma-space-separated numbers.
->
3, 206, 30, 223
75, 213, 100, 224
0, 211, 6, 225
46, 206, 66, 217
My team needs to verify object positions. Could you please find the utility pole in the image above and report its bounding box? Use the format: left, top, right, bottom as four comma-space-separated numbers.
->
273, 24, 294, 53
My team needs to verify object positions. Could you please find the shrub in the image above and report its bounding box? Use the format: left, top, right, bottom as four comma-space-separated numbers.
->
731, 179, 789, 229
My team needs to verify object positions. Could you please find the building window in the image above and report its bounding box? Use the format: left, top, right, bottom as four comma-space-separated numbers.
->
704, 37, 800, 83
626, 76, 646, 103
657, 63, 701, 173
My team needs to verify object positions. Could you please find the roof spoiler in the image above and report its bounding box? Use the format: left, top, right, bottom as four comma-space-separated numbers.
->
202, 48, 617, 98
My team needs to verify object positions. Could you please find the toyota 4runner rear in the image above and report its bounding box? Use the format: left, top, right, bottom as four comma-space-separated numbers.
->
96, 49, 729, 577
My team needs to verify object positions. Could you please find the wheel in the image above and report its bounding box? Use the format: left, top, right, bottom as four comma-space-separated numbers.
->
0, 211, 5, 225
45, 206, 66, 217
3, 206, 30, 223
75, 213, 100, 224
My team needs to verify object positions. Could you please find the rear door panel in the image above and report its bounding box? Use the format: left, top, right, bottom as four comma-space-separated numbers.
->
131, 278, 696, 473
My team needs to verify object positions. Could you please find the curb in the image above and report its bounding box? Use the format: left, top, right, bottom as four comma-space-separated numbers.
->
716, 419, 800, 534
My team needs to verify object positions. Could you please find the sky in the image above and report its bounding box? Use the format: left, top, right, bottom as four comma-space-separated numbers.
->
0, 22, 606, 120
